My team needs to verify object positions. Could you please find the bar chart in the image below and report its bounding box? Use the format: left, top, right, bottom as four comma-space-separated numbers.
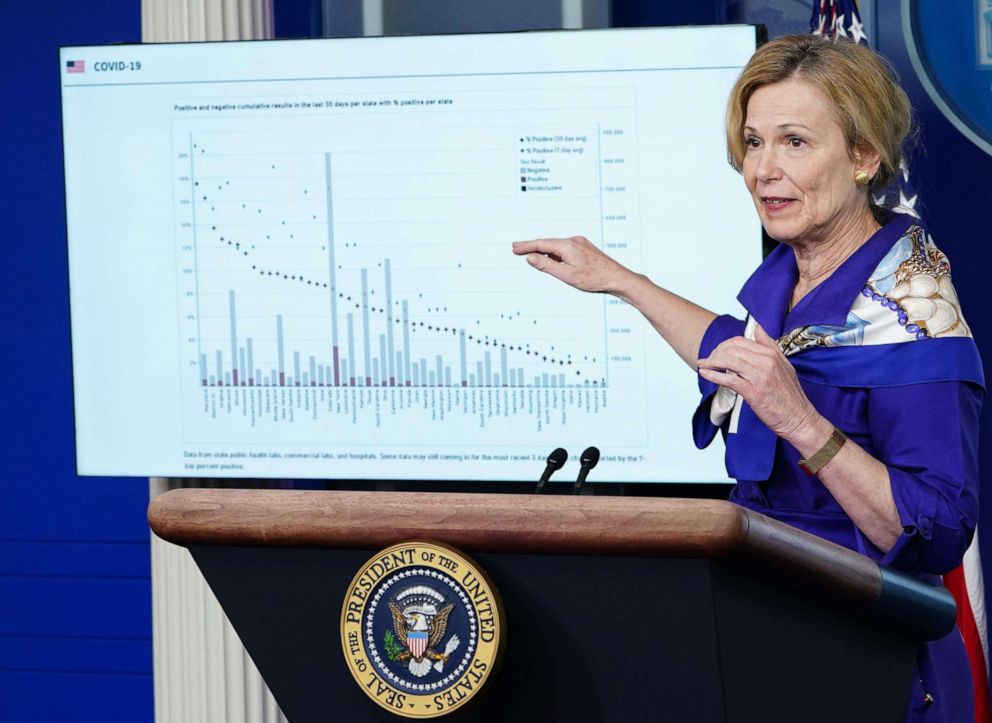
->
176, 111, 639, 439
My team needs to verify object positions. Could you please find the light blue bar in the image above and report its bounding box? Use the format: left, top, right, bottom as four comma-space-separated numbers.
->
254, 369, 261, 385
347, 313, 356, 384
509, 369, 516, 386
542, 373, 550, 387
238, 348, 246, 386
459, 330, 468, 385
429, 371, 436, 386
294, 351, 301, 386
228, 290, 238, 382
484, 352, 492, 386
470, 373, 477, 386
379, 335, 387, 386
270, 370, 277, 386
373, 359, 380, 386
395, 352, 404, 386
224, 371, 231, 385
318, 365, 325, 385
385, 259, 395, 384
402, 301, 412, 385
216, 350, 223, 382
361, 268, 371, 384
494, 374, 500, 386
477, 362, 484, 387
420, 359, 428, 387
276, 315, 285, 379
309, 356, 317, 385
209, 374, 216, 385
199, 353, 207, 383
500, 346, 508, 386
558, 373, 566, 387
550, 375, 558, 388
413, 365, 420, 386
518, 368, 524, 386
325, 154, 340, 381
436, 355, 443, 387
444, 367, 451, 386
246, 339, 254, 384
534, 375, 541, 386
302, 372, 309, 386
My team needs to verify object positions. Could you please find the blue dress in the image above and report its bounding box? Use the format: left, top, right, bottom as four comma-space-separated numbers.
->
693, 212, 984, 722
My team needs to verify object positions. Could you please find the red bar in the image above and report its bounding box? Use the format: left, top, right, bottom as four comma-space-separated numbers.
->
233, 370, 239, 386
366, 376, 372, 386
279, 373, 285, 386
202, 379, 208, 386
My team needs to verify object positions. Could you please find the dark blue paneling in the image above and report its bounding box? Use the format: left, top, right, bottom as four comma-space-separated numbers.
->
0, 577, 151, 637
611, 0, 726, 27
274, 0, 323, 38
2, 1, 151, 721
0, 541, 150, 577
0, 635, 152, 674
0, 672, 154, 723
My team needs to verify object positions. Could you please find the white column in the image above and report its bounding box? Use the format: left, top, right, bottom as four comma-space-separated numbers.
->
144, 3, 285, 719
142, 0, 274, 41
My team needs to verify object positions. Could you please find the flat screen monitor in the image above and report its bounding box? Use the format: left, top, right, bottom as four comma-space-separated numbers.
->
60, 26, 762, 481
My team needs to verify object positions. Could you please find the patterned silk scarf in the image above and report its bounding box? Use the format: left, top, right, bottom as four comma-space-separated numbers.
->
707, 223, 984, 482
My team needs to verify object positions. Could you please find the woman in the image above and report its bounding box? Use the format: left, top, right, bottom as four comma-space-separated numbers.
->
513, 35, 983, 722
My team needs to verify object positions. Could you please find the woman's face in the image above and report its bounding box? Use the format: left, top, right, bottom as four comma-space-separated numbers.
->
742, 78, 876, 247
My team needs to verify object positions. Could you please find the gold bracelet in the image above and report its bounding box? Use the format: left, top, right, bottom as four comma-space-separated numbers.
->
798, 427, 847, 476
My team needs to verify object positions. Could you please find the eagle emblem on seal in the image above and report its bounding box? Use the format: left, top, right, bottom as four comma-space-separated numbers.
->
385, 585, 461, 677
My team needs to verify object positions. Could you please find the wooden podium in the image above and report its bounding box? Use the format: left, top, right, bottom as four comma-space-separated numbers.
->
148, 489, 955, 723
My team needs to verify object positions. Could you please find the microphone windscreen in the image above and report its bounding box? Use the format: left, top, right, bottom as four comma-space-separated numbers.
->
580, 446, 600, 468
547, 447, 568, 470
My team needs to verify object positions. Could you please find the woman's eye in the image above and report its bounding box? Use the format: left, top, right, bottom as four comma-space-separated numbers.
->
744, 137, 760, 148
788, 136, 806, 148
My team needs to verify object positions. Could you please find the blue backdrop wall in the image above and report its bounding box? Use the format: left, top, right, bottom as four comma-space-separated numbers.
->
0, 3, 150, 722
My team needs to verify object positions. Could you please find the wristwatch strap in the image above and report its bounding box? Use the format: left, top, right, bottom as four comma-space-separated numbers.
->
798, 427, 847, 476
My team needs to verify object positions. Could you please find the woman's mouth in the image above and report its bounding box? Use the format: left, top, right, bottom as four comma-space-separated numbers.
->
761, 196, 795, 212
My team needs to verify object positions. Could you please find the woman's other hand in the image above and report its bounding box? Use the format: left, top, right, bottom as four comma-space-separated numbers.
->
512, 236, 632, 294
697, 323, 826, 442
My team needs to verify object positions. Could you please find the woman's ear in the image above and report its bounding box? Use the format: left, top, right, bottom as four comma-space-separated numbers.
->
853, 145, 882, 179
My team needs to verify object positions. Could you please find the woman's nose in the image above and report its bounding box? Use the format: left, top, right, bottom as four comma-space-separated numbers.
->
754, 147, 782, 182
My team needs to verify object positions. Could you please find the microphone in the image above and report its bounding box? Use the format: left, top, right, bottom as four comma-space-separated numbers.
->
535, 447, 568, 494
572, 446, 600, 495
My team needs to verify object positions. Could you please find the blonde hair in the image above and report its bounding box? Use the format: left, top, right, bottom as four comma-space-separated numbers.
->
726, 35, 913, 196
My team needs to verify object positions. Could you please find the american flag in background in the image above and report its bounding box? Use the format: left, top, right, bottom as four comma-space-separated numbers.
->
66, 60, 85, 73
809, 2, 991, 719
810, 0, 869, 44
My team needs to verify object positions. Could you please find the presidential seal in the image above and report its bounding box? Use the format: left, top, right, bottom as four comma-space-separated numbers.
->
341, 542, 504, 718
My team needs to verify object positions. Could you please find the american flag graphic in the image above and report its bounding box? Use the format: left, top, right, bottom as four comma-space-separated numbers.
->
66, 60, 85, 74
809, 2, 990, 719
